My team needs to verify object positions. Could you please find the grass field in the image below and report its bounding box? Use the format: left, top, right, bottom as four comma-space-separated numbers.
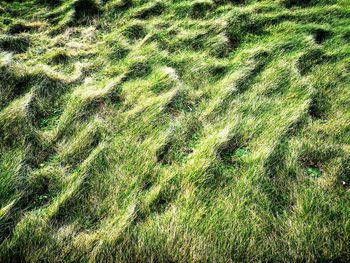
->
0, 0, 350, 262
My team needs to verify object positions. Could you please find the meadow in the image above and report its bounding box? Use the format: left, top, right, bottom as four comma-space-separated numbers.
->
0, 0, 350, 261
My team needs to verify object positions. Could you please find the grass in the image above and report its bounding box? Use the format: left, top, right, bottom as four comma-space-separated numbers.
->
0, 0, 350, 262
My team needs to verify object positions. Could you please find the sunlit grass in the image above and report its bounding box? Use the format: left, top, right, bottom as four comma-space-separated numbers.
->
0, 0, 349, 262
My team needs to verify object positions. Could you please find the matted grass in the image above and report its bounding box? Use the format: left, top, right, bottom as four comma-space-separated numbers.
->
0, 0, 350, 262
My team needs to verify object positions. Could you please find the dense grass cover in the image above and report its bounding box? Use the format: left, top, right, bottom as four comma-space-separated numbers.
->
0, 0, 350, 262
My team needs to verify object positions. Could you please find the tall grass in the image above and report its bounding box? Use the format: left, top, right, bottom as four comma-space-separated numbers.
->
0, 0, 350, 261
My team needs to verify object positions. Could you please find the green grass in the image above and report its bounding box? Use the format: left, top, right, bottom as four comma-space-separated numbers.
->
0, 0, 350, 262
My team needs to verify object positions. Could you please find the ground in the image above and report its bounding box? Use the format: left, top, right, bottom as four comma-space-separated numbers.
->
0, 0, 350, 262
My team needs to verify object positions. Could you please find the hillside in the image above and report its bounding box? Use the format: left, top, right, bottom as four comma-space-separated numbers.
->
0, 0, 350, 261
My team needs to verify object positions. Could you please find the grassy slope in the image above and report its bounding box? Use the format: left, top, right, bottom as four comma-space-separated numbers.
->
0, 0, 350, 261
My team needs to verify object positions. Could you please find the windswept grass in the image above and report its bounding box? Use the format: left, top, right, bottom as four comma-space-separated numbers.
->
0, 0, 350, 262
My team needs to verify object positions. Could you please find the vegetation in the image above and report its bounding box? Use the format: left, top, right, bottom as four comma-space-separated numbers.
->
0, 0, 349, 262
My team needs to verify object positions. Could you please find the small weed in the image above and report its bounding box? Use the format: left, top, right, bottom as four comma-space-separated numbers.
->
38, 108, 62, 130
33, 194, 49, 207
234, 148, 249, 158
307, 167, 321, 178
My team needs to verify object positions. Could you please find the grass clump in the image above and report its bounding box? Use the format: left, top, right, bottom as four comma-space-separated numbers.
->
307, 166, 321, 178
297, 48, 331, 75
122, 21, 147, 40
